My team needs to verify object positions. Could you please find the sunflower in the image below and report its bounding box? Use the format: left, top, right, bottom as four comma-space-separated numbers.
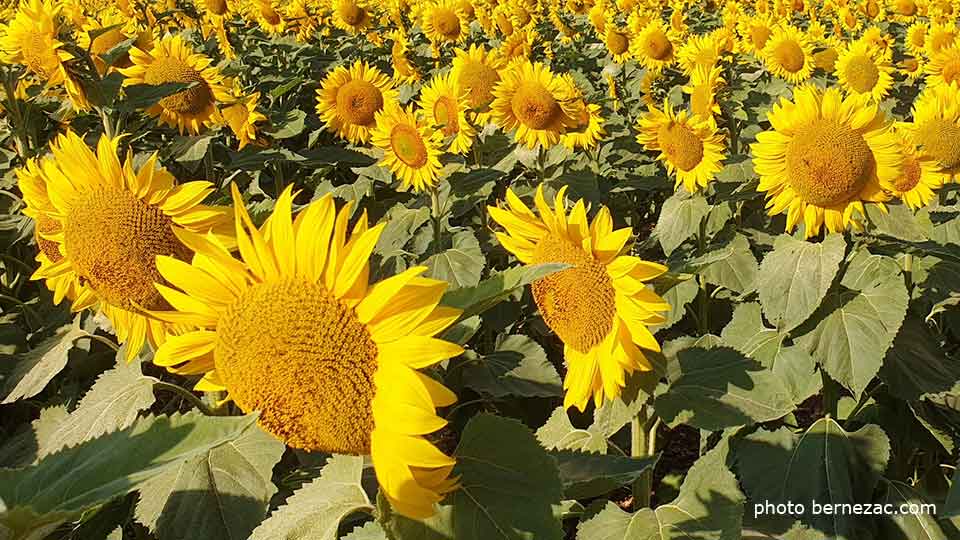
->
677, 33, 724, 75
558, 73, 605, 150
927, 43, 960, 89
419, 71, 476, 155
900, 84, 960, 180
422, 0, 469, 45
762, 25, 814, 83
906, 22, 928, 57
682, 64, 724, 120
925, 22, 958, 57
837, 5, 863, 34
900, 56, 926, 80
331, 0, 373, 34
25, 131, 232, 362
119, 35, 231, 135
636, 99, 725, 193
490, 60, 580, 149
631, 19, 676, 72
602, 24, 632, 64
389, 29, 421, 84
882, 131, 945, 209
889, 0, 920, 20
223, 91, 266, 150
752, 86, 900, 238
151, 185, 462, 519
76, 8, 134, 74
316, 60, 398, 145
834, 41, 894, 102
500, 27, 537, 60
492, 4, 515, 36
451, 45, 504, 123
487, 185, 669, 411
200, 0, 234, 18
371, 105, 444, 192
737, 14, 775, 55
812, 38, 842, 72
861, 0, 886, 20
253, 0, 285, 33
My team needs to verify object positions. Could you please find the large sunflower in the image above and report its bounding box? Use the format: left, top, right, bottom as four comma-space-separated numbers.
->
316, 60, 398, 145
489, 60, 580, 148
422, 0, 469, 45
487, 185, 669, 411
900, 84, 960, 180
631, 19, 676, 73
451, 44, 505, 122
834, 41, 894, 102
925, 22, 958, 57
761, 25, 814, 83
223, 90, 266, 150
370, 105, 444, 192
752, 86, 900, 238
419, 71, 477, 154
151, 185, 462, 519
926, 43, 960, 90
119, 35, 232, 135
636, 100, 725, 193
24, 131, 232, 362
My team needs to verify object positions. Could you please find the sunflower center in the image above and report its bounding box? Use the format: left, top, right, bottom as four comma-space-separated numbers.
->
205, 0, 229, 15
750, 25, 771, 49
813, 48, 839, 71
511, 81, 562, 130
338, 2, 365, 25
433, 95, 460, 136
335, 79, 383, 126
642, 30, 673, 60
910, 29, 926, 49
773, 40, 805, 72
690, 85, 713, 117
431, 8, 461, 39
143, 57, 214, 115
786, 120, 874, 206
916, 118, 960, 170
260, 4, 281, 25
656, 122, 705, 171
606, 30, 629, 55
894, 156, 922, 192
896, 0, 917, 14
36, 215, 63, 263
495, 12, 513, 35
941, 56, 960, 85
866, 0, 880, 17
531, 235, 616, 354
63, 188, 189, 311
214, 278, 379, 453
390, 124, 429, 167
844, 55, 880, 93
459, 60, 500, 109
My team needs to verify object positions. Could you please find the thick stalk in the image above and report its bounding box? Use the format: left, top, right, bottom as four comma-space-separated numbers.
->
631, 406, 655, 509
430, 187, 443, 255
903, 253, 914, 291
153, 381, 217, 416
697, 216, 709, 335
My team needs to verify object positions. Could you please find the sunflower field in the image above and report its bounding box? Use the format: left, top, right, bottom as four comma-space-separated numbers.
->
4, 0, 960, 538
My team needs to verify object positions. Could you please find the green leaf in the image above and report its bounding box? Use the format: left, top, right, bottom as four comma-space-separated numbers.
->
842, 249, 902, 290
734, 418, 890, 540
460, 335, 562, 398
695, 234, 759, 294
551, 450, 657, 499
135, 423, 285, 540
449, 414, 564, 540
879, 317, 960, 401
425, 230, 486, 289
122, 82, 193, 110
653, 344, 794, 430
944, 464, 960, 517
757, 234, 846, 332
866, 204, 932, 242
343, 521, 388, 540
266, 109, 306, 139
795, 275, 908, 397
39, 353, 156, 457
878, 480, 947, 540
0, 413, 257, 540
441, 263, 569, 320
249, 454, 372, 540
536, 407, 608, 453
651, 278, 698, 333
654, 192, 710, 256
375, 204, 430, 259
2, 318, 87, 404
170, 134, 214, 163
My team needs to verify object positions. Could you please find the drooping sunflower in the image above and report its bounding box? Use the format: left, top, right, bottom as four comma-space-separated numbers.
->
487, 185, 669, 411
489, 60, 580, 148
882, 131, 945, 210
631, 19, 676, 72
834, 41, 894, 102
419, 71, 477, 155
151, 185, 463, 519
422, 0, 469, 45
370, 105, 444, 192
25, 131, 232, 362
76, 8, 134, 74
682, 64, 725, 120
119, 35, 232, 135
761, 25, 814, 83
752, 86, 900, 238
558, 73, 605, 150
223, 91, 266, 150
636, 100, 726, 193
926, 43, 960, 89
315, 60, 398, 145
331, 0, 373, 34
451, 44, 505, 121
900, 84, 960, 180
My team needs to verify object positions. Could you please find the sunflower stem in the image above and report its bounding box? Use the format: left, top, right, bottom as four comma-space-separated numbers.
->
430, 186, 443, 255
153, 381, 217, 416
631, 406, 655, 509
99, 107, 114, 140
696, 215, 709, 335
821, 370, 839, 418
903, 252, 914, 292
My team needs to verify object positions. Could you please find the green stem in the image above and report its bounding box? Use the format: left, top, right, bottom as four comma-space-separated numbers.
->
903, 253, 914, 292
631, 407, 655, 509
153, 381, 217, 416
697, 216, 709, 335
99, 107, 114, 139
430, 187, 443, 256
821, 370, 839, 419
83, 333, 120, 352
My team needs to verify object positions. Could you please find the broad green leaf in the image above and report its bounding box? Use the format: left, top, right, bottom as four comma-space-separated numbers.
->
551, 450, 658, 499
653, 344, 794, 430
135, 423, 285, 540
734, 418, 890, 540
377, 492, 453, 540
2, 318, 87, 404
425, 230, 486, 289
249, 454, 372, 540
122, 82, 194, 110
590, 371, 655, 439
690, 235, 759, 294
266, 109, 306, 139
170, 134, 214, 163
441, 263, 569, 320
40, 353, 156, 457
866, 204, 932, 242
459, 335, 562, 398
0, 413, 257, 540
841, 249, 901, 290
651, 278, 697, 333
757, 234, 846, 332
536, 407, 608, 453
343, 521, 388, 540
795, 275, 908, 397
878, 480, 946, 540
654, 192, 710, 256
375, 204, 430, 259
879, 317, 960, 401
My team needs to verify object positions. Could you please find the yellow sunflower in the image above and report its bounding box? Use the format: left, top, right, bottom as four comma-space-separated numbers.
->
76, 8, 134, 74
422, 0, 469, 45
25, 131, 232, 362
889, 0, 920, 20
900, 56, 927, 80
927, 43, 960, 89
812, 39, 842, 72
488, 185, 669, 411
119, 35, 231, 135
906, 22, 928, 56
451, 44, 505, 121
315, 60, 398, 145
882, 131, 945, 210
151, 184, 462, 519
371, 105, 444, 192
834, 41, 894, 102
419, 71, 477, 155
500, 26, 537, 60
682, 64, 725, 120
636, 100, 726, 193
925, 22, 958, 57
558, 73, 605, 150
331, 0, 373, 34
490, 60, 580, 149
752, 86, 900, 238
253, 0, 285, 33
900, 84, 960, 180
737, 14, 775, 55
223, 91, 266, 150
677, 33, 724, 75
631, 19, 676, 73
389, 28, 421, 84
762, 25, 814, 83
603, 24, 632, 64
